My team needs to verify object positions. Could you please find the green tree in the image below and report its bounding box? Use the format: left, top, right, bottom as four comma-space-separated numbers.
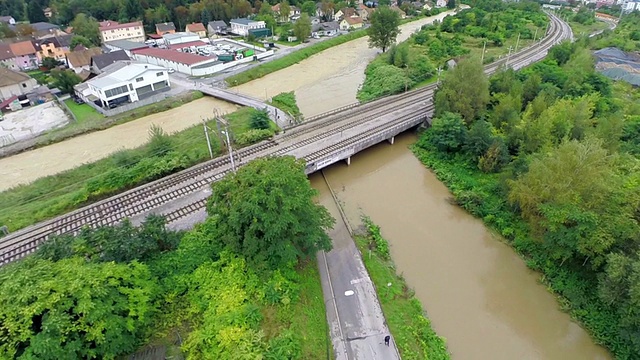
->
256, 13, 276, 33
206, 156, 334, 269
121, 0, 143, 21
27, 0, 47, 23
250, 109, 271, 130
0, 257, 156, 359
368, 6, 401, 52
50, 69, 82, 94
69, 35, 93, 49
447, 0, 456, 9
0, 23, 16, 39
464, 120, 495, 158
301, 0, 316, 16
508, 138, 639, 267
279, 0, 291, 22
293, 13, 312, 42
70, 13, 101, 45
434, 58, 490, 124
41, 57, 62, 70
418, 112, 467, 152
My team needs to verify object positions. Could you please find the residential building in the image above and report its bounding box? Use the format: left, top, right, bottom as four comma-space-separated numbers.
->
334, 8, 356, 21
99, 21, 146, 43
156, 22, 176, 35
311, 21, 340, 37
309, 16, 321, 25
207, 20, 228, 35
104, 40, 148, 56
32, 37, 68, 64
357, 4, 374, 20
436, 0, 447, 7
66, 47, 102, 73
91, 50, 130, 74
43, 7, 53, 18
131, 47, 220, 76
0, 43, 18, 70
229, 18, 266, 36
30, 22, 62, 37
340, 16, 363, 30
0, 67, 37, 101
81, 61, 170, 107
623, 0, 640, 12
0, 16, 15, 25
163, 32, 201, 46
316, 3, 334, 19
272, 3, 302, 21
390, 6, 407, 19
9, 41, 38, 70
185, 23, 207, 38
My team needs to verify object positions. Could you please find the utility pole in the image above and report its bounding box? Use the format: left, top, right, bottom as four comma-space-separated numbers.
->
514, 32, 521, 53
222, 127, 236, 173
481, 39, 487, 64
202, 118, 214, 159
533, 27, 538, 42
505, 45, 513, 67
436, 66, 442, 86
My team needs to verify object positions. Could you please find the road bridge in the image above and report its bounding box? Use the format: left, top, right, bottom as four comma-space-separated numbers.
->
0, 12, 572, 266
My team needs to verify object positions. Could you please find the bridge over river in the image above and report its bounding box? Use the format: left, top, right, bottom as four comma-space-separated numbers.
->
0, 12, 572, 265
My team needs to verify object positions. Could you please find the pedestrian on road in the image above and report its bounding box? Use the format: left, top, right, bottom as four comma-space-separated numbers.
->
384, 335, 390, 346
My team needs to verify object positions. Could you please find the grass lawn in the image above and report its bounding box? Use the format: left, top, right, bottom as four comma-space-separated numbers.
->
63, 99, 104, 123
355, 218, 450, 360
0, 105, 273, 233
464, 35, 536, 64
26, 70, 49, 85
569, 20, 610, 37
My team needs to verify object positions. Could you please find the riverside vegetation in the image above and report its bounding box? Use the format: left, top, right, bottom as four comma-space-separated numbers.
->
413, 18, 640, 358
0, 93, 296, 234
0, 156, 333, 359
358, 0, 548, 101
357, 216, 449, 359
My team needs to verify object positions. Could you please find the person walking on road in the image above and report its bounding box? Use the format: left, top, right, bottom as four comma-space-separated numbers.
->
384, 335, 391, 346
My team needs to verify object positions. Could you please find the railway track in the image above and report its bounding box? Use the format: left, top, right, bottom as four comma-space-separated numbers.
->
0, 12, 572, 265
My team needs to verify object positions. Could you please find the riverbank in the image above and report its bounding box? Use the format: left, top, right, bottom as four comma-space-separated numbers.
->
0, 105, 275, 233
357, 216, 449, 360
0, 91, 203, 159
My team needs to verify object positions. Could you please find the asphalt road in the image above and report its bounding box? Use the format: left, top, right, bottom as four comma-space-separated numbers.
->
317, 174, 401, 360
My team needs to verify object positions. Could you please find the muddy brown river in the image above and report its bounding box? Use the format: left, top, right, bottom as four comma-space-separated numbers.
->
310, 133, 611, 360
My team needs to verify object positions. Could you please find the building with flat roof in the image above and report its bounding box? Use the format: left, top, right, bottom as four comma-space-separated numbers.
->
81, 61, 170, 107
99, 21, 145, 43
131, 47, 220, 76
163, 32, 201, 46
104, 40, 149, 56
229, 18, 266, 36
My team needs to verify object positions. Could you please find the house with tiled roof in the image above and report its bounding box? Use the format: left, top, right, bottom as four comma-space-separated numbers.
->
185, 23, 207, 38
156, 22, 176, 35
390, 6, 407, 19
91, 50, 130, 74
32, 37, 68, 64
30, 22, 62, 38
334, 7, 357, 21
207, 21, 228, 36
66, 47, 102, 73
0, 43, 18, 70
9, 41, 38, 70
357, 4, 375, 20
0, 16, 15, 25
0, 67, 37, 102
339, 16, 363, 30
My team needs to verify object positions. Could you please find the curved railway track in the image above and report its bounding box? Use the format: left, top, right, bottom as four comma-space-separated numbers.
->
0, 12, 572, 265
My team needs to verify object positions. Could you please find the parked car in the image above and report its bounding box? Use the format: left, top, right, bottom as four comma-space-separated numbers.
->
73, 97, 84, 104
167, 68, 175, 73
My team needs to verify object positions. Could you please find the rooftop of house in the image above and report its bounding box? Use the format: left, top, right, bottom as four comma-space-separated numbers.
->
105, 39, 149, 50
230, 18, 262, 25
163, 32, 199, 40
0, 67, 32, 87
0, 16, 15, 23
156, 22, 176, 32
99, 20, 143, 32
32, 37, 61, 51
186, 23, 206, 33
339, 7, 357, 17
208, 20, 228, 29
88, 61, 167, 90
66, 47, 103, 67
91, 50, 131, 70
9, 41, 37, 56
312, 21, 340, 32
132, 47, 213, 66
30, 22, 59, 32
343, 16, 363, 25
0, 43, 14, 60
56, 34, 73, 47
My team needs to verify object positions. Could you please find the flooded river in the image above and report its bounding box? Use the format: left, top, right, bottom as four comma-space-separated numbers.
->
0, 97, 237, 191
310, 133, 611, 360
233, 10, 459, 117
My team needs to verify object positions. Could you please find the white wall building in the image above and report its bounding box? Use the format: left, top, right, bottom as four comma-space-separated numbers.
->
163, 32, 202, 46
84, 61, 170, 107
99, 21, 146, 43
229, 18, 266, 36
622, 0, 640, 12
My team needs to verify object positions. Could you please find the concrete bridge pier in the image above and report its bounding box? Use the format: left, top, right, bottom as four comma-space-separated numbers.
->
387, 136, 395, 145
345, 157, 351, 166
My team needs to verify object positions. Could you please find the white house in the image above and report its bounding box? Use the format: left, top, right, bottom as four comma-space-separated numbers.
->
229, 18, 266, 36
83, 61, 170, 107
99, 21, 146, 43
623, 0, 640, 12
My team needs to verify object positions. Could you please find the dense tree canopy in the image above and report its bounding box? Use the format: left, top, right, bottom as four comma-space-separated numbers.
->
293, 13, 311, 42
69, 13, 100, 46
434, 58, 490, 123
207, 156, 334, 269
368, 6, 401, 52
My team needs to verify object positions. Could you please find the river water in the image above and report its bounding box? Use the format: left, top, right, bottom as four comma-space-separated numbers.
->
309, 133, 611, 360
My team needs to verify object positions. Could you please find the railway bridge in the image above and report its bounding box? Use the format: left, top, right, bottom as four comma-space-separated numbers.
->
0, 12, 572, 265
